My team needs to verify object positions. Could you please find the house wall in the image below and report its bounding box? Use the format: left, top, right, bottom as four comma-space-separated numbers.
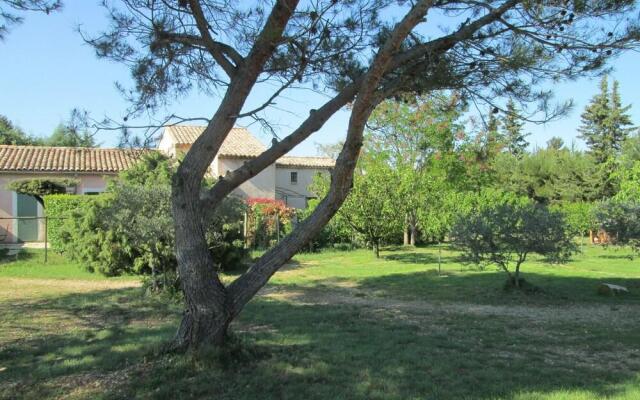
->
157, 133, 177, 157
216, 157, 276, 199
0, 173, 113, 243
275, 168, 329, 209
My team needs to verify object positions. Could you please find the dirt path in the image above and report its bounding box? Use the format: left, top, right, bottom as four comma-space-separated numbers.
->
261, 286, 640, 326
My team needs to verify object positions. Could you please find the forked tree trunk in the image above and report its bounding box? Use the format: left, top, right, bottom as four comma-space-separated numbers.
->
168, 0, 432, 351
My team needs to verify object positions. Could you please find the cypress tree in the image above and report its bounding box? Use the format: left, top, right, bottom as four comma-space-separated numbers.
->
579, 76, 633, 164
502, 99, 530, 158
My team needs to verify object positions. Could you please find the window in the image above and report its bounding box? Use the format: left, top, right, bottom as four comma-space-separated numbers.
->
290, 171, 298, 185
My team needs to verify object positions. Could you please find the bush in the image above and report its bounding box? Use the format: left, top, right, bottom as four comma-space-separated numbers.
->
298, 197, 356, 251
245, 198, 295, 249
55, 153, 248, 288
596, 200, 640, 255
44, 194, 105, 250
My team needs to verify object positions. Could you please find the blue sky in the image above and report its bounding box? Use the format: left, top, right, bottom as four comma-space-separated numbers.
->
1, 2, 639, 156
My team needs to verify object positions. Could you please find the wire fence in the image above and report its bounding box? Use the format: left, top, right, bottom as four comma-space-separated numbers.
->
0, 216, 68, 263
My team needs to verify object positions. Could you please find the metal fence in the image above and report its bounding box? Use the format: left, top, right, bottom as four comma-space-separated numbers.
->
0, 216, 67, 263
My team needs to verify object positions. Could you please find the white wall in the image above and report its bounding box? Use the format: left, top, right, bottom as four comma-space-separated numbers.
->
216, 157, 276, 199
275, 168, 329, 209
157, 132, 177, 157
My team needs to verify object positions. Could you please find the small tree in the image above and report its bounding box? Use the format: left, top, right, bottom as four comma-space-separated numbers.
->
451, 203, 576, 289
329, 153, 402, 257
501, 99, 530, 158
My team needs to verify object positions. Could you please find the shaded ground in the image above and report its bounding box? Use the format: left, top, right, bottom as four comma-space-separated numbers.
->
1, 246, 640, 399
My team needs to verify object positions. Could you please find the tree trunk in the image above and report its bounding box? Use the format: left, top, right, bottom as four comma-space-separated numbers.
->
170, 189, 231, 350
374, 241, 380, 258
514, 263, 521, 288
410, 224, 417, 246
403, 223, 410, 246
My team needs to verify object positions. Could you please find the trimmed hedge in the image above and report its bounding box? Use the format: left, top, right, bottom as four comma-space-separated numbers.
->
43, 194, 106, 250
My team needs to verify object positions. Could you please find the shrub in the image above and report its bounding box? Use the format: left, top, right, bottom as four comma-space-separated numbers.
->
451, 203, 577, 289
44, 194, 104, 250
296, 197, 355, 251
56, 153, 248, 288
245, 198, 295, 249
596, 200, 640, 255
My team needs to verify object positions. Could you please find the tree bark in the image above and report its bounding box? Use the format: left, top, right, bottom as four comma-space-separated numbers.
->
404, 215, 410, 246
410, 223, 417, 246
171, 193, 231, 350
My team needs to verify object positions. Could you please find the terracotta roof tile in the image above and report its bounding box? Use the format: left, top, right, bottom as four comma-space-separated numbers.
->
276, 156, 335, 169
0, 145, 145, 173
165, 125, 266, 158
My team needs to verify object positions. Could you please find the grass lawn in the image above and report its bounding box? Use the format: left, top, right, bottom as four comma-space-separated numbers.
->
1, 245, 639, 399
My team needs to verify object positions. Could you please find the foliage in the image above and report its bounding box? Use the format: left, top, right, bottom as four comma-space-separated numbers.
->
245, 198, 295, 249
493, 148, 601, 204
579, 76, 634, 198
501, 99, 530, 158
550, 202, 597, 237
451, 203, 577, 288
596, 200, 640, 255
336, 153, 402, 257
366, 92, 467, 245
56, 154, 247, 283
43, 194, 100, 250
8, 178, 79, 204
298, 196, 354, 251
579, 76, 634, 164
0, 115, 41, 145
46, 124, 96, 147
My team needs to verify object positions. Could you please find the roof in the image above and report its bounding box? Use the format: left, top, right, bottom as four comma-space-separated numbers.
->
276, 156, 335, 169
164, 125, 335, 168
0, 145, 145, 173
164, 125, 266, 158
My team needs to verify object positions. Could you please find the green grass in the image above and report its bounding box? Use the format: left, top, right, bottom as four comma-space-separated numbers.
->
0, 249, 137, 281
1, 245, 639, 399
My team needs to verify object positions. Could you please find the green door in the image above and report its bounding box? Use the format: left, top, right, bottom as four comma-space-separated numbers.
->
16, 194, 39, 242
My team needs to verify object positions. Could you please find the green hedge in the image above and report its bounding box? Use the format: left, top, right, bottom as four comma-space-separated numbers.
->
43, 194, 106, 250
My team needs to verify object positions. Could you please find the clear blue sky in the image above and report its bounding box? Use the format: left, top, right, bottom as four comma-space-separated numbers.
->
1, 3, 639, 155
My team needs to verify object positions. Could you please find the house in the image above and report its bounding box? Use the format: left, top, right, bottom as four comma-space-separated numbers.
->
0, 145, 143, 243
158, 125, 334, 208
0, 126, 333, 243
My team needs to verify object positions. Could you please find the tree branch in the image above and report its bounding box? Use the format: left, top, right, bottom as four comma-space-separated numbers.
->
187, 0, 243, 75
226, 0, 434, 317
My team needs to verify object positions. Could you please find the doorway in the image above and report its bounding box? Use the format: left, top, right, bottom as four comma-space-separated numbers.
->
16, 193, 39, 242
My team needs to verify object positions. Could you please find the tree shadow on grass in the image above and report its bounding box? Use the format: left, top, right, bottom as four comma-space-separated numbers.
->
355, 268, 640, 306
106, 294, 640, 399
382, 251, 463, 265
2, 274, 640, 399
0, 287, 179, 399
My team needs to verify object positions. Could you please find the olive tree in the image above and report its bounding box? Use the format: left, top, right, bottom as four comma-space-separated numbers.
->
84, 0, 639, 349
451, 203, 577, 288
